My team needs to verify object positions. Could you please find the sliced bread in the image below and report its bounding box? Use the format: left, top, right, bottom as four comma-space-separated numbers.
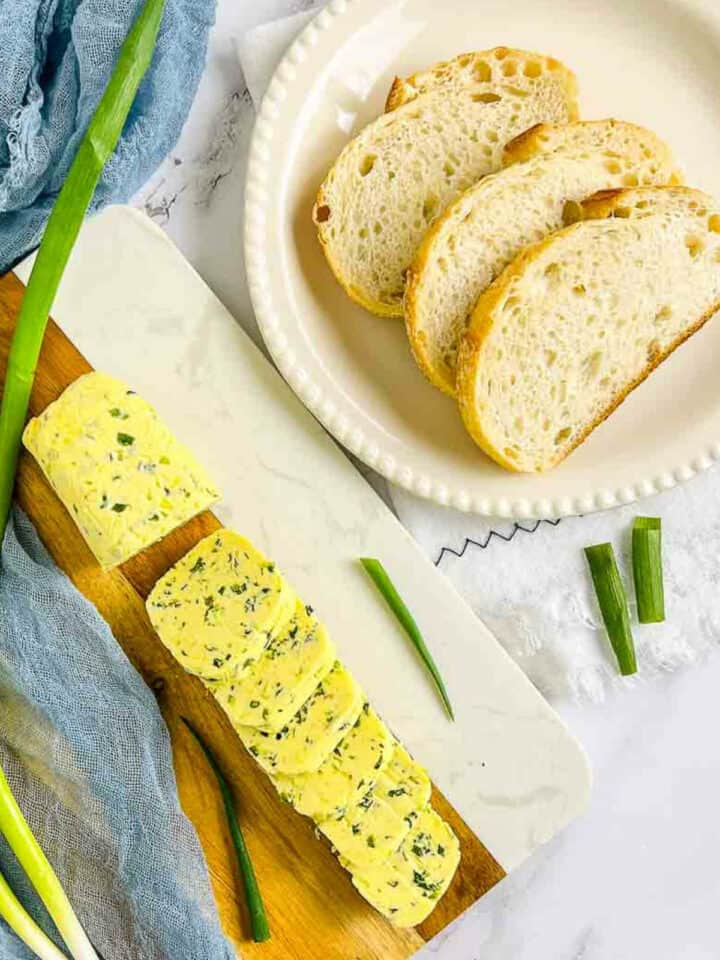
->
313, 49, 578, 317
405, 121, 679, 395
456, 186, 720, 472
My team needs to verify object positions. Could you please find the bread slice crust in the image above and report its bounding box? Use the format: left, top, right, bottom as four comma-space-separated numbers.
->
385, 47, 579, 113
503, 118, 684, 175
456, 186, 720, 472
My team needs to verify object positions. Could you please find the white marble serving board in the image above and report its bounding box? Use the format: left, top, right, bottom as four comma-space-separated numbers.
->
16, 205, 590, 875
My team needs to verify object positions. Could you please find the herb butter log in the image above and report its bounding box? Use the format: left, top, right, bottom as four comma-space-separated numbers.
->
146, 528, 459, 927
147, 530, 295, 682
313, 48, 578, 317
23, 372, 221, 568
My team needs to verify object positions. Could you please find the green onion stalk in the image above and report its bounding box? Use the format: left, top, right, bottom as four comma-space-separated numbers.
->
182, 720, 271, 943
360, 557, 455, 720
0, 764, 92, 958
0, 869, 69, 960
0, 0, 166, 957
0, 0, 167, 540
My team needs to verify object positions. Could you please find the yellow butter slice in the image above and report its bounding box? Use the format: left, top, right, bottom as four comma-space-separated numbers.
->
348, 807, 460, 927
23, 372, 221, 568
373, 743, 432, 818
146, 529, 294, 681
320, 788, 410, 867
317, 740, 430, 868
272, 704, 394, 820
207, 600, 336, 732
237, 662, 363, 775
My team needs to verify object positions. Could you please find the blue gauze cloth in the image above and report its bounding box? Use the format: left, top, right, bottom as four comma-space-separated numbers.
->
0, 0, 216, 273
0, 508, 234, 960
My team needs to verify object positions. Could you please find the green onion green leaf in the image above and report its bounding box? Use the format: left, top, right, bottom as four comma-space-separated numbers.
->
360, 557, 454, 721
584, 542, 637, 676
181, 719, 270, 943
0, 0, 167, 538
0, 764, 97, 959
632, 517, 665, 624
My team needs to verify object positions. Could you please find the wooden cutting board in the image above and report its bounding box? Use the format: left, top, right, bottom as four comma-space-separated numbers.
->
0, 270, 504, 958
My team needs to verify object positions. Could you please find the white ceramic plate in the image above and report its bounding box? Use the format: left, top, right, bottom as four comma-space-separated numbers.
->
245, 0, 720, 518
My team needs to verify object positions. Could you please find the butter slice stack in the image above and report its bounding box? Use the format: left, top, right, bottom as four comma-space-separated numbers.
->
148, 528, 460, 927
348, 807, 461, 927
207, 598, 336, 731
272, 704, 395, 820
235, 662, 365, 776
23, 372, 221, 568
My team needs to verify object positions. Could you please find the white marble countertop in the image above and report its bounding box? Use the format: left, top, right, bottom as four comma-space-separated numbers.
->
121, 3, 720, 957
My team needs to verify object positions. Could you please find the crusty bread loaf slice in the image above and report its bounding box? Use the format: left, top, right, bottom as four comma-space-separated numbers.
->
405, 121, 679, 394
385, 47, 577, 112
456, 186, 720, 472
313, 49, 578, 317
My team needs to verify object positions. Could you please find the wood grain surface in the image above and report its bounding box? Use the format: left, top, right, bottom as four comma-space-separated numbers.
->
0, 270, 505, 959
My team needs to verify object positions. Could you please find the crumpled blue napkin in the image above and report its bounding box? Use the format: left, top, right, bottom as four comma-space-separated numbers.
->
0, 508, 234, 960
0, 0, 216, 273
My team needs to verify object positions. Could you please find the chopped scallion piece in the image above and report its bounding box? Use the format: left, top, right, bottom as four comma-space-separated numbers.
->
181, 719, 270, 943
360, 557, 454, 720
632, 517, 665, 624
584, 543, 637, 676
